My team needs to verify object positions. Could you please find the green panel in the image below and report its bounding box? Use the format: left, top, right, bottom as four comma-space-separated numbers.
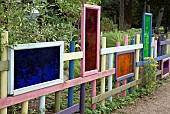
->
144, 15, 151, 57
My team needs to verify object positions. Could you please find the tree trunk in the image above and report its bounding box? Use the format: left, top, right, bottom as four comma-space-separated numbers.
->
155, 8, 164, 34
119, 0, 124, 31
124, 0, 132, 30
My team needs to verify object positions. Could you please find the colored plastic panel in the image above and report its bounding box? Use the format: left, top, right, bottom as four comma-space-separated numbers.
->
8, 42, 64, 96
142, 13, 152, 60
115, 50, 135, 81
163, 61, 169, 75
144, 15, 151, 57
14, 47, 60, 89
81, 4, 101, 76
85, 8, 97, 72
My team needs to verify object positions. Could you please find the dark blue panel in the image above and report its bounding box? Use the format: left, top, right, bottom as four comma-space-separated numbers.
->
14, 46, 60, 89
163, 61, 169, 75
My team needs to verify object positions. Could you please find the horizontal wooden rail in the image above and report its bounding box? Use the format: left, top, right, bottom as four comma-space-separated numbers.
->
92, 70, 162, 104
162, 57, 170, 62
0, 68, 115, 109
101, 44, 143, 55
92, 79, 142, 104
64, 51, 83, 61
156, 70, 162, 76
0, 60, 8, 71
136, 55, 169, 67
160, 40, 170, 45
55, 104, 79, 114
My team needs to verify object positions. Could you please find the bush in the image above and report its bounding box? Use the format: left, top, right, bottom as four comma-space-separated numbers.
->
101, 17, 117, 32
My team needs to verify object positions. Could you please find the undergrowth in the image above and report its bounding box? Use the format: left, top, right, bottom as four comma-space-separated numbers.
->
84, 76, 169, 114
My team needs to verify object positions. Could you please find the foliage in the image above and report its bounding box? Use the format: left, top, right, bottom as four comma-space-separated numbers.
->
102, 28, 141, 47
0, 1, 80, 53
101, 17, 117, 32
142, 57, 158, 94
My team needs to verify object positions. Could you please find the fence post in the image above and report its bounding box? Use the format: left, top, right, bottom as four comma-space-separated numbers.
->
100, 37, 106, 106
128, 39, 135, 93
108, 51, 113, 101
122, 35, 128, 97
39, 96, 45, 114
55, 91, 61, 112
115, 41, 120, 98
0, 31, 8, 114
21, 101, 28, 114
68, 41, 75, 107
135, 34, 140, 88
151, 37, 155, 58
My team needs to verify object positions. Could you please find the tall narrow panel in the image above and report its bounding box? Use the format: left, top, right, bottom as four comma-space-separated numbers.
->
85, 9, 97, 71
14, 47, 60, 89
144, 15, 151, 57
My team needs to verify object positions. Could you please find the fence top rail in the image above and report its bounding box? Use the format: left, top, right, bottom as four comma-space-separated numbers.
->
100, 44, 143, 55
160, 40, 170, 45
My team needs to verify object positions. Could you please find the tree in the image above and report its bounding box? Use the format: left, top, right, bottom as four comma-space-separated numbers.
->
119, 0, 124, 30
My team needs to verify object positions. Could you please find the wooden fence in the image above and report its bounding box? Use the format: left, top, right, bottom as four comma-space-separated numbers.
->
0, 30, 170, 114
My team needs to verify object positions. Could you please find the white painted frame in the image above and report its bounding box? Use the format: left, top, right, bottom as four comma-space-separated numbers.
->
8, 42, 64, 96
101, 44, 143, 55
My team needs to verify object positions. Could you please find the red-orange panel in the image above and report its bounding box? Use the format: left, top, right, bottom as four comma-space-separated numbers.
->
117, 53, 134, 77
85, 8, 98, 72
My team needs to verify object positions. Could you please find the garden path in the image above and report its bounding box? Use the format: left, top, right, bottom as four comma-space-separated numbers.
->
113, 78, 170, 114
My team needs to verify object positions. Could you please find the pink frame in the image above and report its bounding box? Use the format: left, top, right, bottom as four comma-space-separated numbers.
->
81, 4, 101, 77
161, 57, 170, 79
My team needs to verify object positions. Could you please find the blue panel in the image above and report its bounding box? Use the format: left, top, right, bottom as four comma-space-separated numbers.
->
14, 46, 60, 89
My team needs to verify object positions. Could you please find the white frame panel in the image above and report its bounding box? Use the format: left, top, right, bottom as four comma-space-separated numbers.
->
8, 42, 64, 96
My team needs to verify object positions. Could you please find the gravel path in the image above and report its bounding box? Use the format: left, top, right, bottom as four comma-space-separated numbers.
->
113, 79, 170, 114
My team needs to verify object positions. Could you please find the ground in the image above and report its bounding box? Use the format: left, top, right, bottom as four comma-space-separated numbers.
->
113, 78, 170, 114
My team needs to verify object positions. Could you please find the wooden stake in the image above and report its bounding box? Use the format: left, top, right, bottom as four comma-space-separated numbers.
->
100, 37, 106, 106
135, 34, 140, 88
0, 31, 8, 114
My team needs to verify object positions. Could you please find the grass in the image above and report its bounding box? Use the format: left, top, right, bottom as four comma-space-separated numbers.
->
102, 28, 141, 47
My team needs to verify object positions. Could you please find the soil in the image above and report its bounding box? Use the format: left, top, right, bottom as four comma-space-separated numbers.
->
113, 78, 170, 114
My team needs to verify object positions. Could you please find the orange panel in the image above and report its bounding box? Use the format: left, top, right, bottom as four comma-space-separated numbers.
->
117, 53, 134, 78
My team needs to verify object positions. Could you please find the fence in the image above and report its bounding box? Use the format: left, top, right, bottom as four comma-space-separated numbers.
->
0, 30, 170, 114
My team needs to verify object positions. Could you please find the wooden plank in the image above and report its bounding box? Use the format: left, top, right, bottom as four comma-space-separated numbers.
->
163, 57, 170, 62
64, 51, 83, 61
136, 55, 170, 67
162, 73, 169, 79
135, 34, 140, 88
156, 70, 162, 76
55, 104, 79, 114
0, 31, 8, 114
160, 40, 170, 45
92, 79, 142, 104
0, 68, 115, 109
151, 42, 157, 47
100, 37, 106, 106
101, 44, 143, 55
154, 55, 169, 61
0, 61, 8, 71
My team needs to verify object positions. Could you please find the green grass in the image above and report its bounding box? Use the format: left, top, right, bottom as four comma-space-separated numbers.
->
102, 28, 141, 48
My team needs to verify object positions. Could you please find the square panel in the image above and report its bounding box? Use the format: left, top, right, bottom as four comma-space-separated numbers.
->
115, 50, 135, 81
8, 42, 64, 96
